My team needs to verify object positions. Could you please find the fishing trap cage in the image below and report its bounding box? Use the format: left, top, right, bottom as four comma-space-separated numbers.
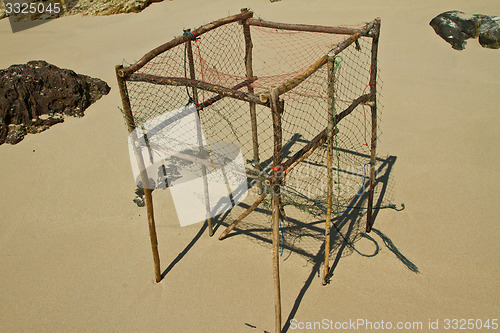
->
116, 9, 381, 332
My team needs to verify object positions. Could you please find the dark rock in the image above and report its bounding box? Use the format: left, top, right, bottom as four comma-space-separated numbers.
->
430, 11, 500, 50
0, 60, 110, 146
5, 124, 26, 144
133, 183, 146, 207
475, 15, 500, 49
133, 196, 145, 207
0, 0, 164, 22
429, 11, 480, 50
64, 0, 163, 17
0, 122, 7, 145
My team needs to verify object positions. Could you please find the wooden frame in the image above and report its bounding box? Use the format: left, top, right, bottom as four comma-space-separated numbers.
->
116, 10, 381, 332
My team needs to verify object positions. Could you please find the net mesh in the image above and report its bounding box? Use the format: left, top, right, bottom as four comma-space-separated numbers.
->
120, 16, 392, 260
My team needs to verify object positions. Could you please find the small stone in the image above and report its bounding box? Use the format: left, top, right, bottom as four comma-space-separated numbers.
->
5, 124, 26, 144
476, 15, 500, 49
133, 197, 145, 207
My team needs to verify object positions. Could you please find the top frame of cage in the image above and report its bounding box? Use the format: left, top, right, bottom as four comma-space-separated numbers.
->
116, 8, 380, 107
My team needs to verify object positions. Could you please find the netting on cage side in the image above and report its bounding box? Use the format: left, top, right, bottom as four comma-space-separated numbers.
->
122, 23, 362, 178
278, 36, 376, 218
118, 15, 389, 256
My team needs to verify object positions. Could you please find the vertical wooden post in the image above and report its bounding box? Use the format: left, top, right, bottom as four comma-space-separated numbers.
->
366, 19, 381, 233
323, 56, 335, 285
184, 33, 215, 237
115, 65, 162, 283
241, 8, 262, 193
185, 29, 199, 105
270, 87, 282, 333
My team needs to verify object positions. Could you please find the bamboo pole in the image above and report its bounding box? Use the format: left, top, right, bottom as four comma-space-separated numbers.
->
259, 20, 376, 104
218, 192, 268, 240
242, 9, 262, 193
366, 19, 381, 233
247, 17, 366, 36
119, 10, 254, 77
323, 56, 335, 286
127, 73, 266, 106
115, 65, 162, 283
270, 87, 282, 333
184, 32, 215, 237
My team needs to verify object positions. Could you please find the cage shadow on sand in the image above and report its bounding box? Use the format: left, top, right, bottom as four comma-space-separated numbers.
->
210, 149, 416, 333
157, 146, 414, 330
221, 150, 404, 264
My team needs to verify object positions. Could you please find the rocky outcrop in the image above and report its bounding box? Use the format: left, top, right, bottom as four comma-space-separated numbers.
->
0, 0, 164, 21
430, 11, 500, 50
65, 0, 163, 16
0, 60, 110, 145
476, 15, 500, 49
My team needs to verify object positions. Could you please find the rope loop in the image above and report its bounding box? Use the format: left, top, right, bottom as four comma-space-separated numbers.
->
183, 30, 198, 40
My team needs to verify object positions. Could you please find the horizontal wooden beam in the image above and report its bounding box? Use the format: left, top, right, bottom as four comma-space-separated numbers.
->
199, 77, 257, 109
127, 73, 266, 106
327, 19, 376, 56
118, 10, 254, 77
247, 18, 362, 35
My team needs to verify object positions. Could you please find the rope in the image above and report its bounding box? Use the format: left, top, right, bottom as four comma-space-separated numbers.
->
183, 30, 197, 41
342, 229, 379, 257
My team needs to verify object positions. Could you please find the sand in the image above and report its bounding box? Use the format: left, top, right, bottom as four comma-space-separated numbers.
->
0, 0, 499, 332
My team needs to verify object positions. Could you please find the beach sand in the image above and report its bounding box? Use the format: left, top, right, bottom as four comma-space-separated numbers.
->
0, 0, 499, 332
